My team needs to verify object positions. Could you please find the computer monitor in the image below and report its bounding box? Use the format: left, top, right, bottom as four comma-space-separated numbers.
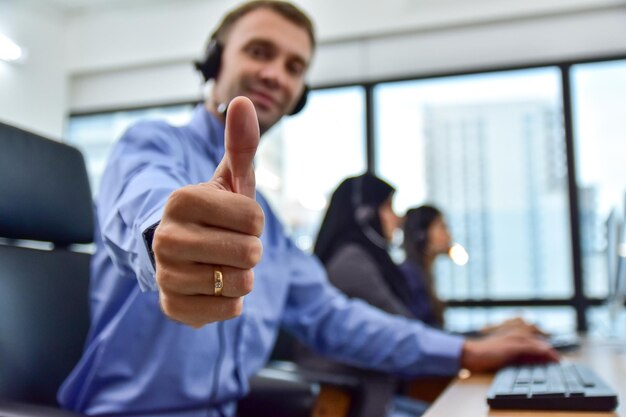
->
605, 197, 626, 338
606, 208, 621, 303
613, 195, 626, 308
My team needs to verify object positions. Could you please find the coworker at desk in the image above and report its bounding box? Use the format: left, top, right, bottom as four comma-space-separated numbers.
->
314, 174, 417, 319
59, 2, 558, 416
401, 205, 544, 335
308, 173, 439, 416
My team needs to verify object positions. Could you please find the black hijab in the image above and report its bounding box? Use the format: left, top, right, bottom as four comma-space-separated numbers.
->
314, 173, 414, 309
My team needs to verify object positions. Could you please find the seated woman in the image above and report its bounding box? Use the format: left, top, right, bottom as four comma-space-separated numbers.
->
314, 173, 414, 319
304, 173, 428, 417
400, 205, 543, 335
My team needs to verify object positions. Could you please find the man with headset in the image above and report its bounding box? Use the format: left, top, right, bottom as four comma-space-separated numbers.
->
59, 1, 558, 416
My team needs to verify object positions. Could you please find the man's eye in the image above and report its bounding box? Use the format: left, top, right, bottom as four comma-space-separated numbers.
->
288, 62, 305, 76
247, 45, 270, 59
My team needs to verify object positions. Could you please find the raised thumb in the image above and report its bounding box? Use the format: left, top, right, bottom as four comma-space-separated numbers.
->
212, 96, 260, 199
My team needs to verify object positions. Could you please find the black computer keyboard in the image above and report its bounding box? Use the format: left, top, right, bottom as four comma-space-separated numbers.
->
487, 362, 618, 411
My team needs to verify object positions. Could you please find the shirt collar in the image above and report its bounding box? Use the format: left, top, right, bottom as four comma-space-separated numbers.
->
188, 103, 226, 164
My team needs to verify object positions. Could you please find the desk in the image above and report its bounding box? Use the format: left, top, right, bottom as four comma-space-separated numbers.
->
423, 337, 626, 417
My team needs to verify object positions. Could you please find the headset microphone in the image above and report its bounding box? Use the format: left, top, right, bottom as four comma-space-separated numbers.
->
216, 102, 228, 116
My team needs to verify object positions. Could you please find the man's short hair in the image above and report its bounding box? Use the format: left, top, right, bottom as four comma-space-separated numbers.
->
211, 1, 316, 50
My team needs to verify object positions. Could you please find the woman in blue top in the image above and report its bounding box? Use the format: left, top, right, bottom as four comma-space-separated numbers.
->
400, 205, 543, 335
399, 206, 448, 328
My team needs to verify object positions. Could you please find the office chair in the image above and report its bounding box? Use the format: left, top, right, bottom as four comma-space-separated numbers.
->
0, 121, 90, 416
242, 329, 366, 417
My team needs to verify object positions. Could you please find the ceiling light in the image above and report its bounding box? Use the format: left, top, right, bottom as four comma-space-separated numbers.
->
0, 32, 23, 62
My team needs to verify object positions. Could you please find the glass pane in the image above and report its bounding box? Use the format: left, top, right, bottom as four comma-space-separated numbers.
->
257, 86, 367, 252
572, 60, 626, 299
66, 105, 194, 195
375, 68, 572, 300
446, 306, 576, 334
587, 305, 626, 340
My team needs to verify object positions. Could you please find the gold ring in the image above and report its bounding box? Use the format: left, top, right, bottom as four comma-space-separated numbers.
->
214, 268, 224, 296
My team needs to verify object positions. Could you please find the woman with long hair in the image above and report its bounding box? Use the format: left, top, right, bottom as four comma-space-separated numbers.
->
401, 205, 543, 335
400, 205, 448, 328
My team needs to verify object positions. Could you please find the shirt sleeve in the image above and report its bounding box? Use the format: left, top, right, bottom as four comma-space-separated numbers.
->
96, 121, 196, 291
326, 245, 415, 318
280, 242, 465, 378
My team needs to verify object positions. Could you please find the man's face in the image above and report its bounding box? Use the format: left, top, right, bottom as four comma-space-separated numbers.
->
212, 8, 312, 133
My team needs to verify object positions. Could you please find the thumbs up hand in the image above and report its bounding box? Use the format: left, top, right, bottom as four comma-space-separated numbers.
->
153, 97, 265, 327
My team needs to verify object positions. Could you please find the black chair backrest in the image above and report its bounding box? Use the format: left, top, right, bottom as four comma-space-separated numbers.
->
0, 121, 93, 405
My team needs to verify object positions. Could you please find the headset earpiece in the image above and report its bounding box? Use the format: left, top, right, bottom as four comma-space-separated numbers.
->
355, 206, 375, 223
352, 176, 387, 248
414, 230, 428, 245
352, 177, 375, 223
194, 38, 223, 82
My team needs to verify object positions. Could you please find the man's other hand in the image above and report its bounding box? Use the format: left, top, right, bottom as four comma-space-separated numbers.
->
461, 330, 559, 373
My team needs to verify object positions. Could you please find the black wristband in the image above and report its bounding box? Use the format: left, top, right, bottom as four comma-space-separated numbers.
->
142, 220, 161, 270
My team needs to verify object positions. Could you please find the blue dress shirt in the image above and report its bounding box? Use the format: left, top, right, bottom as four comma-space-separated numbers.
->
58, 105, 464, 416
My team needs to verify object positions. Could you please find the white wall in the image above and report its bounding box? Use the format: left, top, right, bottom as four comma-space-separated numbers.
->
3, 0, 626, 122
66, 0, 626, 113
0, 1, 67, 138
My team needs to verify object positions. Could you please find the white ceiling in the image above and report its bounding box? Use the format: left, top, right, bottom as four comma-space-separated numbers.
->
19, 0, 186, 14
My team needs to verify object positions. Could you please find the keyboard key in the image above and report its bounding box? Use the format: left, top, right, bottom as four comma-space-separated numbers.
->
573, 364, 598, 387
495, 385, 529, 399
516, 367, 532, 383
531, 366, 547, 383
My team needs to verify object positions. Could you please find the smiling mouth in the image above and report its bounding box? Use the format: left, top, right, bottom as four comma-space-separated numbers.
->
248, 89, 278, 110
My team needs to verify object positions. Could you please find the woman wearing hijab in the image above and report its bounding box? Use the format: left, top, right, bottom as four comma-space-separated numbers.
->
307, 173, 428, 417
314, 173, 415, 319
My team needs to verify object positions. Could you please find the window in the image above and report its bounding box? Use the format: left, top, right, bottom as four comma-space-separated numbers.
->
66, 104, 194, 195
257, 86, 367, 251
572, 60, 626, 299
374, 68, 573, 301
446, 306, 576, 334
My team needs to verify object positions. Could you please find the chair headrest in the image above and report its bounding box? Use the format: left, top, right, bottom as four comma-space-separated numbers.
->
0, 121, 94, 245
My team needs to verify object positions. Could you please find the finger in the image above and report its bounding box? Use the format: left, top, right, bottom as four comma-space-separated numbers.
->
212, 96, 260, 199
155, 223, 263, 269
157, 263, 254, 297
508, 317, 525, 325
527, 324, 548, 337
163, 185, 264, 237
514, 338, 560, 362
159, 292, 244, 327
530, 325, 550, 337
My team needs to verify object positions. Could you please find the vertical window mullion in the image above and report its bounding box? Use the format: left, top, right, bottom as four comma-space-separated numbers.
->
561, 63, 588, 332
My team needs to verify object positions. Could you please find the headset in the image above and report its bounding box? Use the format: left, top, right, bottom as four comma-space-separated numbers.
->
194, 38, 309, 116
351, 176, 387, 249
413, 230, 428, 246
